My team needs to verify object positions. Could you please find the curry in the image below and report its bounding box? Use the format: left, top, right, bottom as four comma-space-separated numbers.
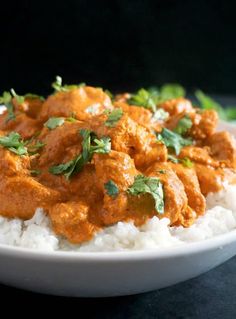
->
0, 78, 236, 244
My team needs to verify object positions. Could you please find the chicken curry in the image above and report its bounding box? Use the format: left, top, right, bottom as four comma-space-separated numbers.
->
0, 78, 236, 244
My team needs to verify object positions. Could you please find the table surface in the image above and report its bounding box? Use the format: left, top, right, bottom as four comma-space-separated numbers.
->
1, 96, 236, 318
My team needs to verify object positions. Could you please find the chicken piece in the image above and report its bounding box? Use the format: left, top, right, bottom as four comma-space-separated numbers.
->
114, 101, 163, 132
90, 113, 167, 169
94, 151, 137, 225
0, 112, 42, 139
169, 163, 206, 216
206, 131, 236, 168
179, 145, 219, 168
94, 151, 137, 192
195, 164, 236, 195
38, 121, 86, 167
39, 86, 112, 122
145, 163, 195, 226
0, 147, 30, 177
190, 109, 218, 140
49, 201, 98, 243
11, 96, 44, 119
160, 98, 194, 116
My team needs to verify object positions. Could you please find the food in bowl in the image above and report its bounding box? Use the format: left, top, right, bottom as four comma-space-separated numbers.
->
0, 78, 236, 252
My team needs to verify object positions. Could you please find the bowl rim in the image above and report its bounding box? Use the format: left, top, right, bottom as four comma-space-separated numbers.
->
0, 228, 235, 262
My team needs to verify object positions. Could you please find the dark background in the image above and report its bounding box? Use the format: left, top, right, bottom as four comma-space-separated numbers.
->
0, 0, 236, 95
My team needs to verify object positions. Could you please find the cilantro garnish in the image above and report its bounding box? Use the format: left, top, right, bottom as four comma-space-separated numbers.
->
49, 129, 111, 179
127, 175, 164, 214
52, 76, 85, 92
168, 155, 193, 168
0, 132, 28, 156
157, 128, 192, 155
104, 180, 119, 197
128, 88, 158, 112
174, 115, 192, 135
44, 117, 65, 130
30, 169, 41, 176
105, 108, 123, 127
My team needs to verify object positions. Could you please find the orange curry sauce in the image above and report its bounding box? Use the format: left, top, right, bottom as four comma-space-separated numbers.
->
0, 83, 236, 243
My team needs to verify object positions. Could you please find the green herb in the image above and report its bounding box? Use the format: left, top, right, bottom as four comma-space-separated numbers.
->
168, 154, 193, 168
104, 180, 119, 197
128, 88, 157, 112
27, 141, 45, 155
158, 170, 166, 174
30, 169, 41, 176
167, 154, 179, 163
66, 117, 78, 122
24, 93, 45, 101
105, 108, 123, 127
127, 175, 164, 214
152, 108, 169, 121
157, 128, 192, 155
159, 84, 186, 101
0, 132, 28, 155
52, 76, 85, 92
44, 117, 65, 130
10, 89, 24, 104
181, 157, 194, 168
49, 129, 111, 179
0, 91, 16, 122
174, 115, 192, 135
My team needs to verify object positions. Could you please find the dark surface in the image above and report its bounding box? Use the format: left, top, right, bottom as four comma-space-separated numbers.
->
0, 256, 236, 318
0, 0, 236, 95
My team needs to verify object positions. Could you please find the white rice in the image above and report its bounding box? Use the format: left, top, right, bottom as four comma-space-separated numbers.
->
1, 184, 236, 252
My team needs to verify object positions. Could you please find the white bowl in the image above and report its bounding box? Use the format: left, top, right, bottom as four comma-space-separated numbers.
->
0, 121, 236, 297
0, 230, 236, 297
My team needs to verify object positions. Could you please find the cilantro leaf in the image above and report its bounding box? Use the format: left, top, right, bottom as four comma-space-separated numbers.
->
0, 132, 28, 156
44, 117, 65, 130
30, 169, 41, 176
181, 157, 194, 168
157, 128, 192, 155
174, 115, 192, 135
0, 91, 16, 122
49, 129, 111, 179
128, 88, 158, 112
168, 155, 193, 168
195, 90, 227, 120
104, 180, 119, 197
52, 76, 85, 92
127, 175, 164, 214
24, 93, 45, 101
105, 108, 123, 127
167, 154, 179, 163
26, 141, 45, 155
159, 84, 186, 100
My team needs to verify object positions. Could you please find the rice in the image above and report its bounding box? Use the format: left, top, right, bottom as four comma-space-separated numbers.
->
1, 184, 236, 252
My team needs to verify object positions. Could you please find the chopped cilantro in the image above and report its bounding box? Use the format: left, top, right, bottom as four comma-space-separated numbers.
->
104, 180, 119, 197
52, 76, 85, 92
168, 155, 193, 168
174, 115, 192, 135
128, 88, 157, 112
157, 128, 192, 155
49, 129, 111, 179
44, 117, 65, 130
0, 132, 28, 156
105, 108, 123, 127
30, 169, 41, 176
127, 175, 164, 214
